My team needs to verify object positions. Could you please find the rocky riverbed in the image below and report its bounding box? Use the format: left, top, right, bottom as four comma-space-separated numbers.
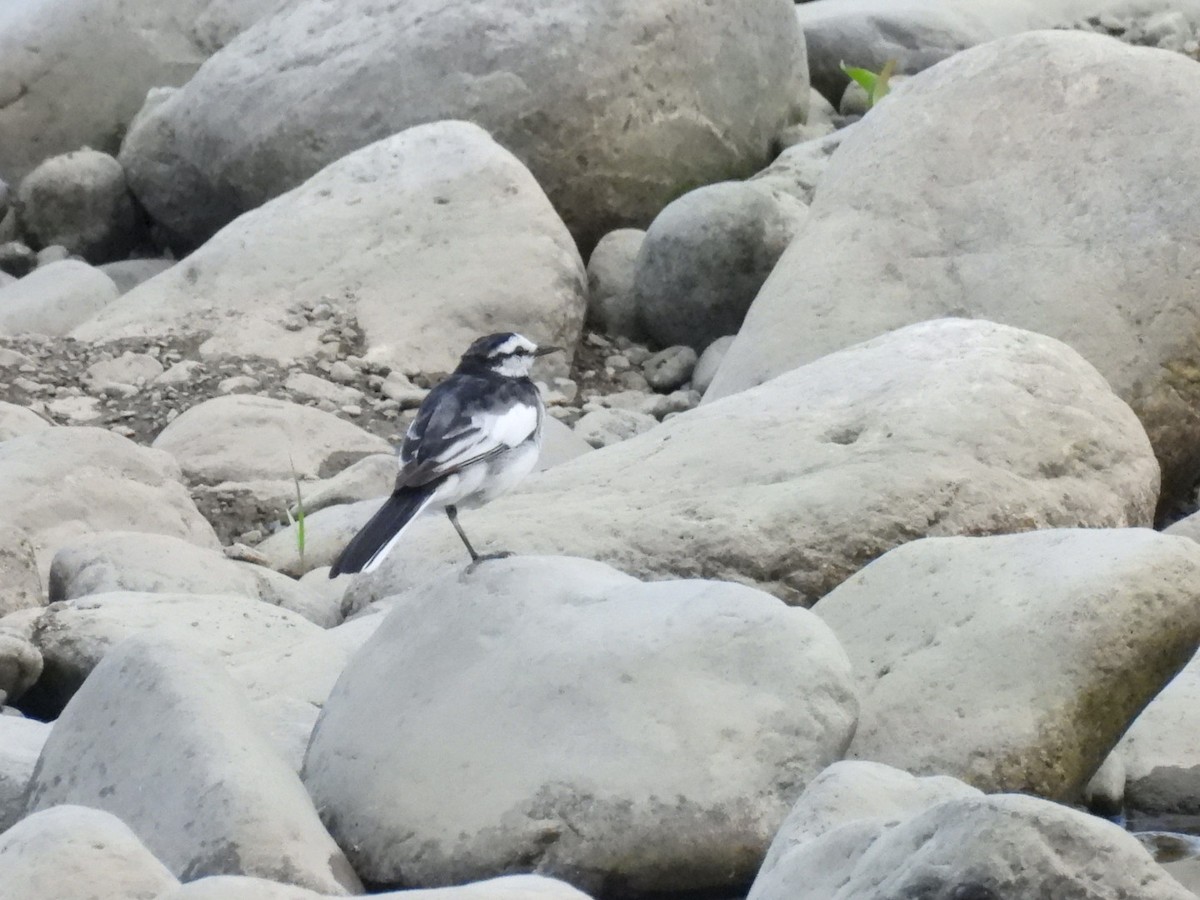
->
5, 1, 1200, 899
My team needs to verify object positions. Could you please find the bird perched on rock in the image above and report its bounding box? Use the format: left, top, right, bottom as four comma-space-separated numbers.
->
330, 332, 560, 577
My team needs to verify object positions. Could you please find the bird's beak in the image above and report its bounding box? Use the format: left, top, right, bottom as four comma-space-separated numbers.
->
533, 345, 562, 357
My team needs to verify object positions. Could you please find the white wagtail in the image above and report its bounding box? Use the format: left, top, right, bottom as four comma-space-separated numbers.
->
329, 332, 561, 577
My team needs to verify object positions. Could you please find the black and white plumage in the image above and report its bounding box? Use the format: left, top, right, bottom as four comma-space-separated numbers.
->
329, 332, 560, 577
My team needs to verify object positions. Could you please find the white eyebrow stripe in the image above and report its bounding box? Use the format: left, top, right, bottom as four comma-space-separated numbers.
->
491, 334, 536, 357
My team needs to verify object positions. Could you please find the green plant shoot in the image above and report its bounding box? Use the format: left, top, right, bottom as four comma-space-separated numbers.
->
840, 58, 897, 109
288, 454, 306, 570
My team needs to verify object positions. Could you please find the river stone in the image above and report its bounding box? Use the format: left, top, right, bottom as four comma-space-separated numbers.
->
0, 522, 41, 616
0, 715, 50, 832
98, 257, 174, 294
748, 793, 1195, 900
0, 630, 41, 705
633, 181, 806, 351
25, 591, 323, 715
0, 259, 119, 336
223, 614, 385, 771
0, 427, 218, 578
586, 228, 646, 341
706, 31, 1200, 510
0, 402, 50, 442
16, 149, 143, 262
757, 760, 982, 881
118, 0, 808, 251
0, 0, 285, 182
303, 556, 856, 894
815, 528, 1200, 799
0, 804, 178, 900
81, 123, 586, 375
1109, 648, 1200, 820
341, 319, 1158, 609
47, 531, 334, 626
151, 394, 390, 484
27, 635, 361, 893
158, 873, 593, 900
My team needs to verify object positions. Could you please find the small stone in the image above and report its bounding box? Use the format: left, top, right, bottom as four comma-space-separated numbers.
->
328, 361, 357, 384
155, 360, 205, 385
623, 344, 653, 367
643, 345, 698, 392
0, 242, 35, 278
573, 407, 659, 448
218, 375, 260, 394
45, 396, 102, 422
537, 383, 568, 406
284, 372, 363, 406
381, 372, 428, 408
0, 349, 35, 368
692, 335, 735, 395
551, 377, 578, 403
604, 354, 631, 372
35, 245, 71, 267
85, 351, 164, 388
340, 405, 362, 416
641, 389, 701, 419
617, 370, 651, 392
97, 382, 139, 398
549, 406, 582, 426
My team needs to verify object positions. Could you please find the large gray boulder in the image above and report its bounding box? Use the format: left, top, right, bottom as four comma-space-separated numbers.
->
707, 31, 1200, 508
48, 531, 335, 626
0, 402, 51, 442
633, 182, 806, 351
27, 635, 361, 893
815, 528, 1200, 799
16, 149, 144, 262
757, 760, 981, 880
0, 522, 42, 616
0, 804, 179, 900
0, 716, 50, 832
225, 614, 384, 771
0, 427, 218, 578
158, 873, 593, 900
0, 0, 284, 182
152, 395, 390, 484
747, 793, 1194, 900
1107, 648, 1200, 819
303, 556, 857, 894
26, 591, 323, 713
336, 319, 1157, 608
797, 0, 1200, 100
0, 260, 119, 336
118, 0, 808, 251
81, 123, 586, 374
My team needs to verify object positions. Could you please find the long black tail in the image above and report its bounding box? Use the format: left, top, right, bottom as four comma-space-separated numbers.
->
329, 486, 435, 577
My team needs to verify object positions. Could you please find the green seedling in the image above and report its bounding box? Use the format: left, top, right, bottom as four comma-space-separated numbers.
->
840, 58, 897, 109
287, 454, 307, 570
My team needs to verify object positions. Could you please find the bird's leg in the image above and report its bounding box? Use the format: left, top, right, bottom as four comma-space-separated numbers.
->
445, 505, 481, 562
445, 505, 512, 567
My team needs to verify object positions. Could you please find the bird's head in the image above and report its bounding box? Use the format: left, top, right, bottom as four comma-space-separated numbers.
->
457, 332, 561, 378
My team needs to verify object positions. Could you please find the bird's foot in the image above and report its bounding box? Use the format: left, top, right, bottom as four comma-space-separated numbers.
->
465, 551, 514, 573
